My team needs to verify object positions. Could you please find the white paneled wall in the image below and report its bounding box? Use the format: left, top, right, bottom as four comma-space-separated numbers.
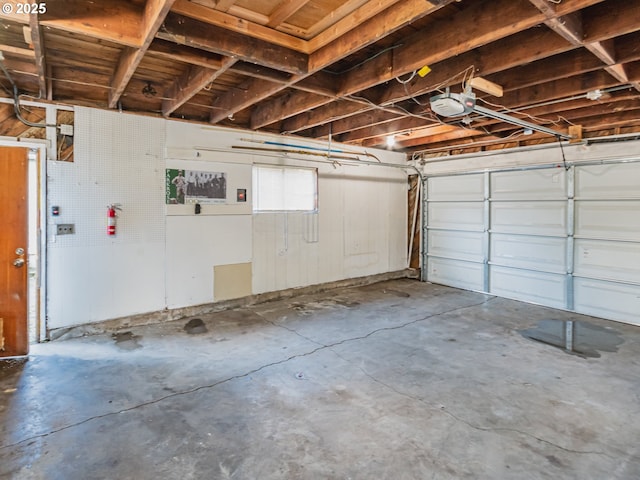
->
47, 109, 166, 329
46, 108, 407, 330
165, 215, 252, 308
252, 166, 407, 294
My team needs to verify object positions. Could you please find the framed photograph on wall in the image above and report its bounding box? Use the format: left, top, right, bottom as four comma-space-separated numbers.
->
166, 168, 227, 204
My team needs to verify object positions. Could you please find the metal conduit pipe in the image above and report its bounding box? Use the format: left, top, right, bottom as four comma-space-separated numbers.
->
413, 132, 640, 163
0, 56, 55, 128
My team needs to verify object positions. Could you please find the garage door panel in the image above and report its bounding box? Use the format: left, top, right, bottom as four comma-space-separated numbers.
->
574, 239, 640, 284
491, 169, 566, 200
574, 201, 640, 240
490, 266, 567, 308
428, 230, 484, 262
428, 202, 484, 231
491, 201, 567, 236
427, 257, 484, 291
574, 278, 640, 326
490, 234, 567, 273
428, 174, 484, 201
426, 161, 640, 326
575, 164, 640, 199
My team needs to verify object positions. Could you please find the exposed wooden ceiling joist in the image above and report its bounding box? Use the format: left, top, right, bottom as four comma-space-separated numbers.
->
108, 0, 177, 108
28, 14, 46, 99
158, 13, 308, 74
1, 0, 639, 155
171, 0, 308, 52
162, 57, 237, 116
266, 0, 312, 28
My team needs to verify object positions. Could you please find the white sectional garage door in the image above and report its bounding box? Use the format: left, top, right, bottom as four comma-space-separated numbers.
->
426, 173, 486, 292
425, 161, 640, 326
573, 163, 640, 324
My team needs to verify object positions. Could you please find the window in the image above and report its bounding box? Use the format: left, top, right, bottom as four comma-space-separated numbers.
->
253, 165, 317, 212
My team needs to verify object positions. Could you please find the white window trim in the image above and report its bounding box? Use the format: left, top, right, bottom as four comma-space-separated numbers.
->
253, 164, 318, 213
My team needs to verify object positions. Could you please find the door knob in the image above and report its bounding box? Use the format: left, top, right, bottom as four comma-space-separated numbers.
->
13, 258, 25, 268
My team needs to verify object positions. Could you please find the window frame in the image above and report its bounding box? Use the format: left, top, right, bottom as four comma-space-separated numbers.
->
252, 164, 318, 213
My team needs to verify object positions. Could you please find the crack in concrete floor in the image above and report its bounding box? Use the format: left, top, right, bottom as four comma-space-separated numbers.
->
259, 295, 617, 460
0, 294, 625, 466
334, 351, 614, 459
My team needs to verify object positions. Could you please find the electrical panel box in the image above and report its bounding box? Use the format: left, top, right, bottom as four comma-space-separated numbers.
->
59, 124, 74, 136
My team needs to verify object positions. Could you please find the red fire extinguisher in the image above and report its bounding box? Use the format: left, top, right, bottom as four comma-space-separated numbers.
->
107, 204, 121, 236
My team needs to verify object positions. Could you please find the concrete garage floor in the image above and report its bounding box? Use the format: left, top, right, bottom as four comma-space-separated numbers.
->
1, 279, 639, 479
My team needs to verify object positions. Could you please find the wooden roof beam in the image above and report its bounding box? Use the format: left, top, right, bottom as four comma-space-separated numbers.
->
285, 1, 640, 137
284, 26, 573, 135
209, 76, 292, 124
505, 90, 639, 118
529, 0, 640, 93
108, 0, 177, 108
340, 0, 547, 96
306, 0, 404, 52
582, 0, 640, 40
389, 127, 493, 149
486, 99, 640, 135
490, 49, 605, 93
310, 0, 458, 74
581, 110, 640, 130
158, 14, 308, 75
38, 0, 143, 47
338, 117, 436, 144
322, 110, 405, 138
267, 0, 312, 28
490, 70, 624, 111
28, 14, 47, 99
162, 58, 237, 117
338, 71, 633, 145
216, 0, 237, 11
285, 101, 373, 135
0, 45, 35, 58
588, 39, 616, 64
0, 3, 28, 24
222, 0, 452, 127
587, 41, 640, 92
525, 0, 585, 46
250, 0, 457, 129
147, 40, 226, 70
171, 0, 308, 53
272, 0, 563, 132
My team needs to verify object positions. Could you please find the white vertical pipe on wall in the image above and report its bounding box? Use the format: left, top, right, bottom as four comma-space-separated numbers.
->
407, 177, 421, 268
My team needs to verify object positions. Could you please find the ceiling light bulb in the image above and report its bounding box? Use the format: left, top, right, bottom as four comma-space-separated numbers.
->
142, 82, 157, 98
386, 135, 396, 147
586, 89, 603, 100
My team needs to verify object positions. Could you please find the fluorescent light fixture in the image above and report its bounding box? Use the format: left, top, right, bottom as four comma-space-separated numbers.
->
430, 91, 572, 140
